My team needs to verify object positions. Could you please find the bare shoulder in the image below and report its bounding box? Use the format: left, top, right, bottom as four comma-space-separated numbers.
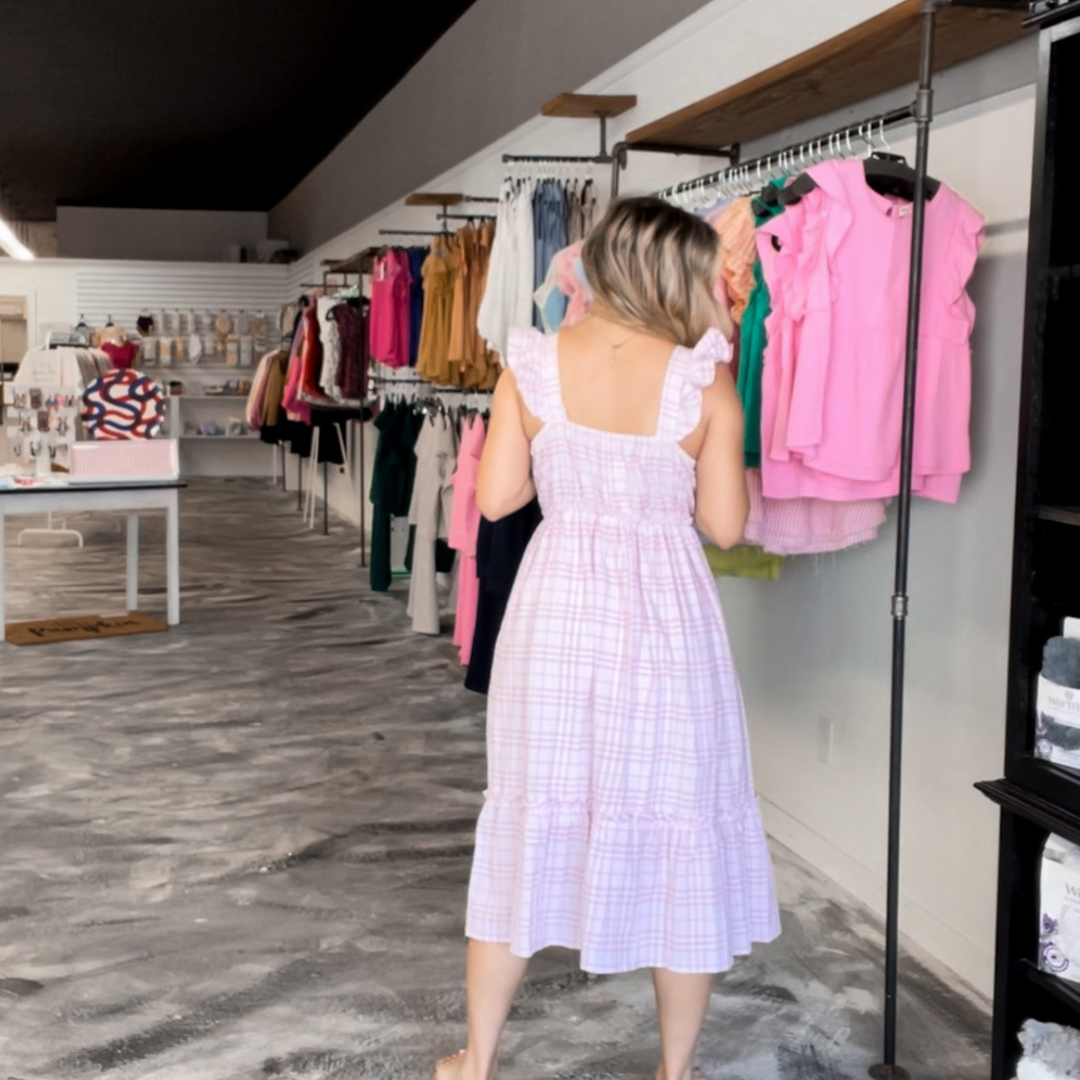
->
494, 365, 543, 438
699, 363, 742, 425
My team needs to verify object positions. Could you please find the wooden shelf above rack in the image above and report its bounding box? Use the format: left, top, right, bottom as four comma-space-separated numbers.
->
541, 93, 638, 119
626, 0, 1030, 151
322, 251, 374, 275
405, 192, 464, 207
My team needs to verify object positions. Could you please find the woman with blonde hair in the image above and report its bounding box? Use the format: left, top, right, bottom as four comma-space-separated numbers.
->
438, 197, 780, 1080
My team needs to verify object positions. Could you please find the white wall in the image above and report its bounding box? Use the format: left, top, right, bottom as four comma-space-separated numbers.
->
57, 207, 271, 263
0, 261, 81, 348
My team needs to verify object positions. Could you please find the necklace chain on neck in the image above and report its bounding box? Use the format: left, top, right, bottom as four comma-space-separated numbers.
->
598, 320, 639, 363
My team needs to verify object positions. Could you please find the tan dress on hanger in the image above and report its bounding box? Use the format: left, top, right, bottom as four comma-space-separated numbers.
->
448, 224, 478, 374
469, 222, 499, 389
417, 237, 457, 386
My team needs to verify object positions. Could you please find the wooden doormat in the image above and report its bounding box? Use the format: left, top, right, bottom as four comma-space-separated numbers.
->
5, 612, 169, 646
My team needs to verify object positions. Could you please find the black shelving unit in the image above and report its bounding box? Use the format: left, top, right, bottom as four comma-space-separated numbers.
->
978, 9, 1080, 1078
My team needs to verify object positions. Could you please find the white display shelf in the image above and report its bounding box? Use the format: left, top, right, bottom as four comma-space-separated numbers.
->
170, 395, 249, 402
178, 434, 258, 442
152, 364, 259, 374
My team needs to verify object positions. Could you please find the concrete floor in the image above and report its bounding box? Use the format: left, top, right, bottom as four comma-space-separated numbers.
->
0, 480, 990, 1080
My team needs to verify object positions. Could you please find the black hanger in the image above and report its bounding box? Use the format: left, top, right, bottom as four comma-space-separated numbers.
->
755, 185, 781, 209
786, 173, 818, 205
863, 151, 940, 201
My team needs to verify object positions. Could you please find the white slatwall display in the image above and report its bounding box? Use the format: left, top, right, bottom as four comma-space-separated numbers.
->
75, 262, 292, 333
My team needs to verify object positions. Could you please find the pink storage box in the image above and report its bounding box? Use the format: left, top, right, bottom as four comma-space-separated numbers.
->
69, 439, 179, 482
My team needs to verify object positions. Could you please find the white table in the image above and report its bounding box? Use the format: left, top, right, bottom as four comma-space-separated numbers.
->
0, 481, 184, 630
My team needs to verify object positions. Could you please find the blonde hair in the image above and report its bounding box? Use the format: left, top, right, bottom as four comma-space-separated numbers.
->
581, 196, 720, 348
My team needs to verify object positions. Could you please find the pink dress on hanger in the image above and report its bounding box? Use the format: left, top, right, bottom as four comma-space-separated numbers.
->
466, 327, 780, 974
756, 159, 984, 504
370, 250, 412, 368
449, 414, 487, 665
281, 314, 311, 424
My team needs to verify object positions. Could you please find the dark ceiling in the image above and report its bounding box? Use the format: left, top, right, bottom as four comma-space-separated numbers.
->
0, 0, 478, 221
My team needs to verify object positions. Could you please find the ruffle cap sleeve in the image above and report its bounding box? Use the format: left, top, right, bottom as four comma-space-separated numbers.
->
690, 328, 733, 381
505, 326, 555, 422
673, 328, 733, 441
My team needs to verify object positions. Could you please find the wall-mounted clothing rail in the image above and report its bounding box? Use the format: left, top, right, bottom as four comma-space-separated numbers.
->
654, 104, 916, 201
377, 229, 446, 238
439, 213, 497, 222
370, 374, 494, 392
502, 152, 611, 165
610, 141, 738, 197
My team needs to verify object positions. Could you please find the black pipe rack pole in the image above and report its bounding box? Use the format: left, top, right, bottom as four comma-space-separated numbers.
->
358, 416, 367, 569
870, 4, 939, 1078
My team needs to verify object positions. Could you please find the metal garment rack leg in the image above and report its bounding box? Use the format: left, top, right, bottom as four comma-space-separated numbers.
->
358, 416, 367, 568
871, 3, 938, 1078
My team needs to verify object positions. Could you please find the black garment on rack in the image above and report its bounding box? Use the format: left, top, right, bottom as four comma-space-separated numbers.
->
260, 419, 312, 457
465, 497, 543, 695
309, 408, 366, 466
369, 402, 423, 591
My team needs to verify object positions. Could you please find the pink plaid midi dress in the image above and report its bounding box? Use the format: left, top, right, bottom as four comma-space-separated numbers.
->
465, 326, 781, 974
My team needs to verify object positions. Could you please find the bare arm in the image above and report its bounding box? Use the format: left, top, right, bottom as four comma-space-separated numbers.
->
693, 366, 748, 549
476, 370, 537, 522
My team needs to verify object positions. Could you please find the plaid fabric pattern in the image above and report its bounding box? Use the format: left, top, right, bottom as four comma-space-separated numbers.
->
466, 328, 780, 974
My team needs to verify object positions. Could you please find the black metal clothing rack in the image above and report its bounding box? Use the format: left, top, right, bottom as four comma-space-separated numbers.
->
287, 283, 372, 560
647, 4, 1004, 1075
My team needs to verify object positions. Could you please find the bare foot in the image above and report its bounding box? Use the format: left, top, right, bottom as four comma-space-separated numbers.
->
435, 1050, 497, 1080
435, 1050, 467, 1080
656, 1068, 707, 1080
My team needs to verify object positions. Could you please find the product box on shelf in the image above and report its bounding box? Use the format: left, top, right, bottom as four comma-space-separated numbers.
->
1040, 832, 1080, 986
1035, 617, 1080, 771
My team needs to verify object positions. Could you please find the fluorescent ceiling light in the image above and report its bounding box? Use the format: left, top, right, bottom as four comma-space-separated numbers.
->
0, 214, 34, 260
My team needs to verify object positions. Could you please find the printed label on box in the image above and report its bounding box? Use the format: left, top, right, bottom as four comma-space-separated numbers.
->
1041, 834, 1080, 986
